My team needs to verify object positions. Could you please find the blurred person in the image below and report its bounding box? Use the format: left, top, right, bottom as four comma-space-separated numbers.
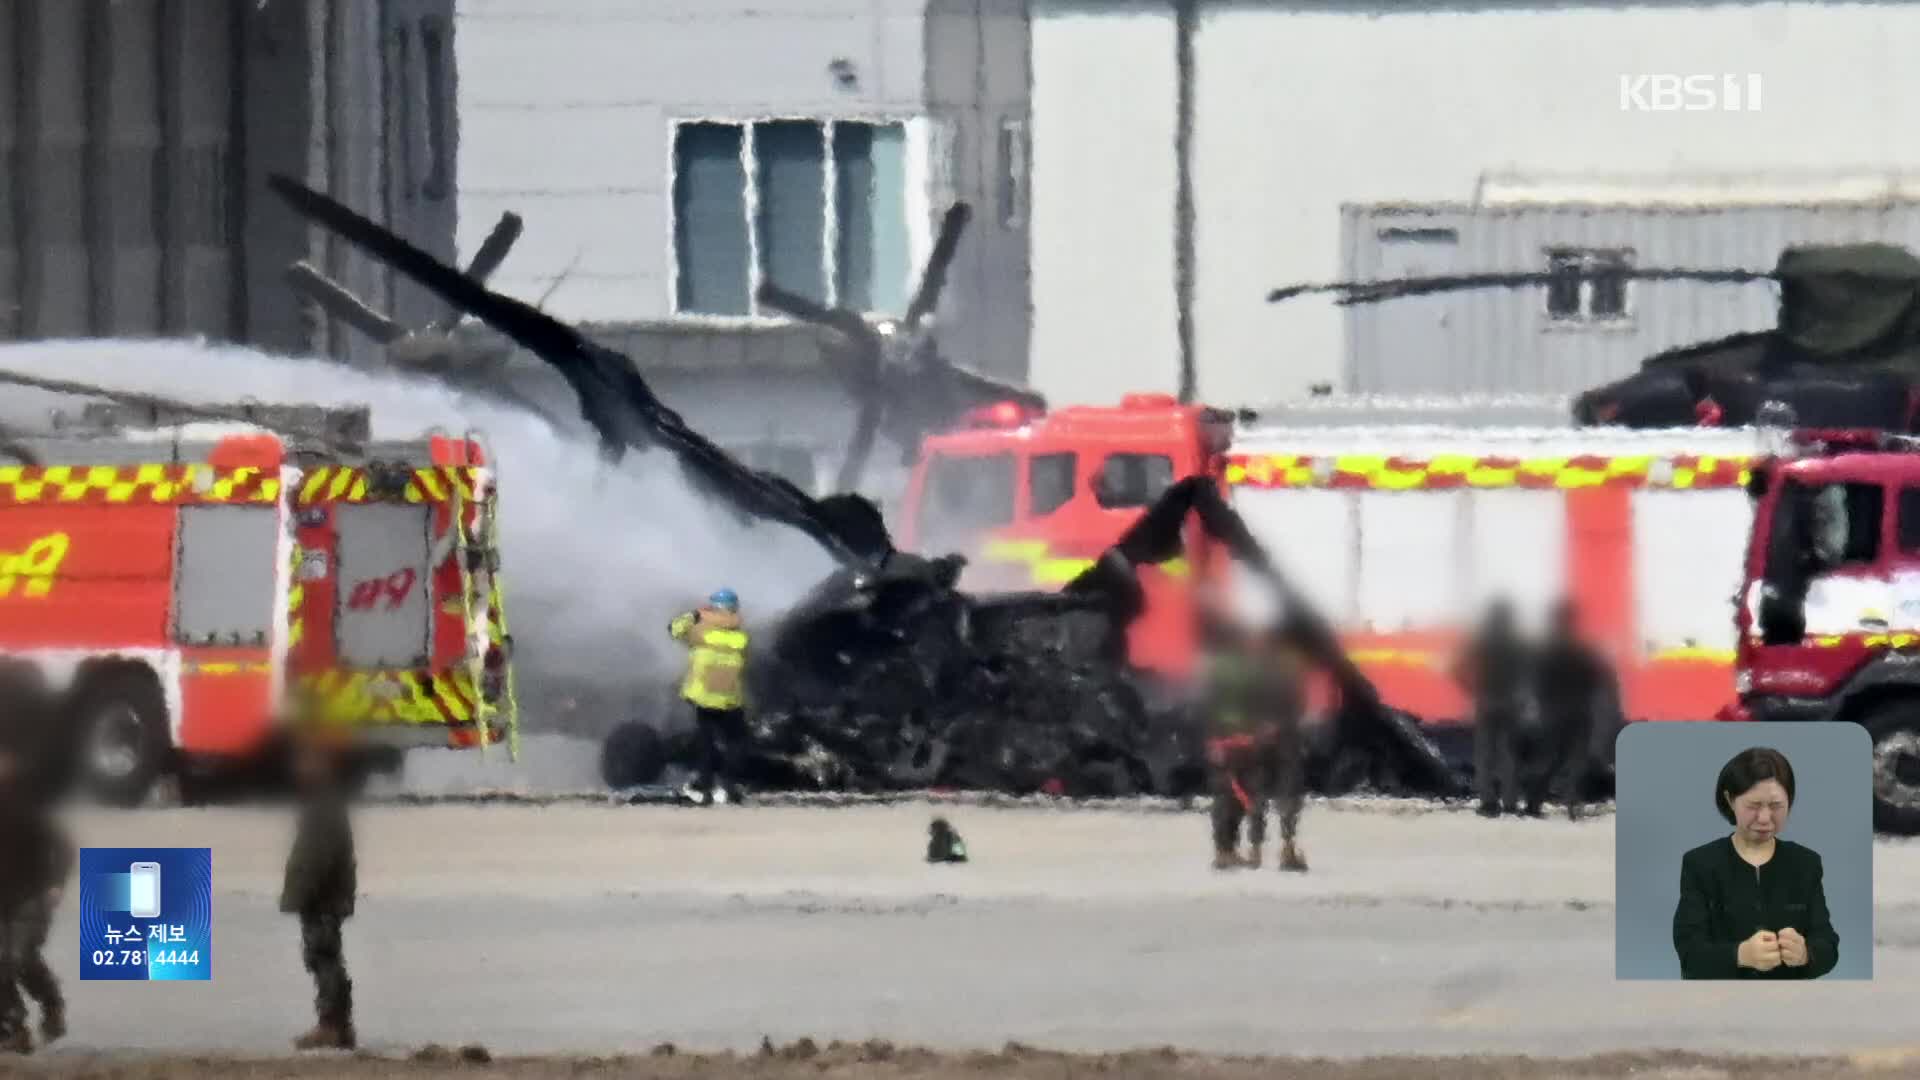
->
1452, 598, 1533, 817
1200, 609, 1269, 869
0, 741, 71, 1055
1524, 597, 1614, 820
279, 724, 359, 1050
1258, 623, 1312, 873
669, 587, 752, 805
1672, 747, 1838, 980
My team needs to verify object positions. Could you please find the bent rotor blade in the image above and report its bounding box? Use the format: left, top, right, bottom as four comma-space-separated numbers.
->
464, 211, 524, 284
284, 262, 409, 343
1266, 266, 1777, 306
267, 174, 873, 570
902, 203, 972, 333
755, 282, 873, 342
835, 394, 886, 494
428, 211, 526, 333
756, 280, 883, 392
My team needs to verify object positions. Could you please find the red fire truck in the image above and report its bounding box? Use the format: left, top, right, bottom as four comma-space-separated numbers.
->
896, 392, 1763, 758
0, 411, 517, 806
1718, 427, 1920, 833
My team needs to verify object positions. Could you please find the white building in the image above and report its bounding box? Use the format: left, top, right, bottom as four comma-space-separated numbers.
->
453, 0, 1031, 496
1031, 0, 1920, 407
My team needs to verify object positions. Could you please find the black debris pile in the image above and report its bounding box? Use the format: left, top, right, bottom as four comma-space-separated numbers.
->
271, 177, 1465, 805
739, 607, 1183, 798
594, 482, 1458, 801
926, 818, 967, 862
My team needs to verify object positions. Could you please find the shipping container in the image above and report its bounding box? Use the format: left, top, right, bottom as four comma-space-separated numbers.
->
1342, 200, 1920, 398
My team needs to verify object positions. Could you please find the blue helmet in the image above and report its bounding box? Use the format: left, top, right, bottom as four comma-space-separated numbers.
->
709, 588, 739, 612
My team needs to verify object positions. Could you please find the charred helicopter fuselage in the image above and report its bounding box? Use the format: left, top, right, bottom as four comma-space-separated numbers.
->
270, 177, 1462, 801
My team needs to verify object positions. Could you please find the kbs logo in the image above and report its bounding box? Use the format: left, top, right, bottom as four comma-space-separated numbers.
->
0, 532, 70, 599
1619, 74, 1763, 112
346, 567, 419, 612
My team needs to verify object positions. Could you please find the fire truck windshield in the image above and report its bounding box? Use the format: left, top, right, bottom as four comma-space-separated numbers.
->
918, 452, 1016, 552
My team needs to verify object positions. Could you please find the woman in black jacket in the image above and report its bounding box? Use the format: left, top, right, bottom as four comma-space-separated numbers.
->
1672, 746, 1839, 979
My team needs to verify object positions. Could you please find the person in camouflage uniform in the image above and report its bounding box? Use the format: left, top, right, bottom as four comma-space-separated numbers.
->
1257, 623, 1312, 873
1201, 613, 1271, 869
0, 662, 70, 1055
279, 733, 358, 1050
0, 752, 70, 1055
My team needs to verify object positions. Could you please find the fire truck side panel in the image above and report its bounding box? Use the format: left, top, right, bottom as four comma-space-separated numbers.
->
287, 460, 505, 740
1230, 488, 1350, 622
1463, 489, 1566, 634
1565, 488, 1634, 658
292, 507, 339, 674
171, 504, 285, 753
178, 645, 277, 753
173, 506, 282, 647
1226, 425, 1773, 726
1630, 489, 1752, 658
1357, 491, 1465, 633
0, 504, 175, 648
331, 503, 433, 670
430, 497, 467, 669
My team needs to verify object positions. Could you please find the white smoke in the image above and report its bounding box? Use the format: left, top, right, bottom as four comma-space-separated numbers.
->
0, 337, 839, 731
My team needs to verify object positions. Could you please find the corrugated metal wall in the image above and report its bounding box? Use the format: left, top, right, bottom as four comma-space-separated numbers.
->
0, 0, 244, 341
315, 0, 458, 369
0, 0, 456, 365
1342, 201, 1920, 397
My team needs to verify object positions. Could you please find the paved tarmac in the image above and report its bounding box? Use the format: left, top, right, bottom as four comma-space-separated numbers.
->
31, 798, 1920, 1061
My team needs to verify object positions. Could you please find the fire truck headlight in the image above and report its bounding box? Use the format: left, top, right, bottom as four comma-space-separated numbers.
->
1734, 668, 1753, 695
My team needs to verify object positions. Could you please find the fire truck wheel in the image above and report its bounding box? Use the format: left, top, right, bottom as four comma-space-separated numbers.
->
1861, 699, 1920, 836
70, 666, 169, 808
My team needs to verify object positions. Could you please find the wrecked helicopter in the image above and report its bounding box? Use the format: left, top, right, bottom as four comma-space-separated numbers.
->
268, 175, 1461, 802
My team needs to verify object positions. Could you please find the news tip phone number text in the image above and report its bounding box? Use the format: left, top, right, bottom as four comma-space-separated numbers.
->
88, 948, 201, 967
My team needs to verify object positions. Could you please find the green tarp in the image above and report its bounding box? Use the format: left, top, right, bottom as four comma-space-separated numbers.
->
1774, 243, 1920, 360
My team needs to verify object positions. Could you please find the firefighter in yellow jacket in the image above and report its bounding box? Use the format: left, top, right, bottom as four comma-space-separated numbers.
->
670, 588, 751, 805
